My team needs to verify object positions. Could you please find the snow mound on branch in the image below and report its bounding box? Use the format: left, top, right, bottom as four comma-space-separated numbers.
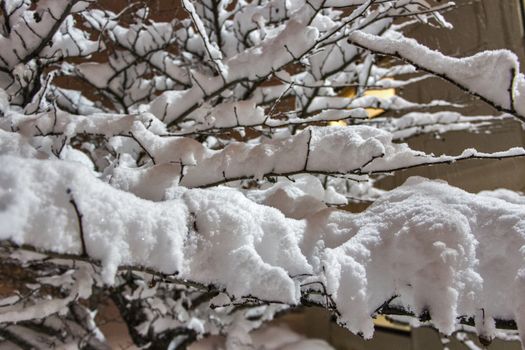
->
0, 129, 43, 158
110, 124, 411, 196
0, 109, 166, 137
108, 123, 524, 201
514, 74, 525, 117
349, 30, 519, 111
1, 155, 525, 343
109, 124, 449, 198
479, 188, 525, 205
0, 155, 189, 283
246, 175, 345, 219
311, 177, 525, 338
182, 186, 310, 302
149, 20, 319, 124
0, 155, 310, 303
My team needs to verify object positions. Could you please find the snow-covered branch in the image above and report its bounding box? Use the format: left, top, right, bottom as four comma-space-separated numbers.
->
2, 155, 525, 346
349, 30, 525, 122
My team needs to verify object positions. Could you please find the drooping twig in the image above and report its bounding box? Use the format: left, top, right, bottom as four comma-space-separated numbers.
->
67, 188, 87, 257
129, 131, 157, 165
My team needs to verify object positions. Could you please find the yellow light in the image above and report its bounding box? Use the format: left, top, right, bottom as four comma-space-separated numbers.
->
339, 83, 396, 119
373, 315, 411, 333
328, 120, 348, 126
340, 86, 357, 99
363, 87, 396, 118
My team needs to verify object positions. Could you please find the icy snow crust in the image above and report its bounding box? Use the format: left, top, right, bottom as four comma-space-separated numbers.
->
1, 154, 525, 341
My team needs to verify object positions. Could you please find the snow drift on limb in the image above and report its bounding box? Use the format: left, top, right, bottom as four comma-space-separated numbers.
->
1, 154, 524, 343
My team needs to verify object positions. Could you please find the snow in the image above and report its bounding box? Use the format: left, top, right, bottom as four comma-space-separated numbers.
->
0, 0, 98, 68
479, 189, 525, 205
149, 19, 319, 124
0, 129, 42, 158
2, 150, 525, 342
0, 154, 309, 302
246, 175, 348, 219
514, 73, 525, 117
1, 108, 166, 138
105, 123, 525, 199
349, 30, 520, 113
377, 112, 510, 140
182, 0, 225, 73
306, 93, 458, 115
0, 267, 92, 323
189, 325, 335, 350
0, 155, 189, 284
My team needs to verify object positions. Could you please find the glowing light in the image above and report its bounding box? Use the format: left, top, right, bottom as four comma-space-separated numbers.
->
328, 120, 348, 126
373, 315, 411, 332
339, 83, 396, 119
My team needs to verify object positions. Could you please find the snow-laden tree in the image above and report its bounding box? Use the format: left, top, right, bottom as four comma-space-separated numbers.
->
1, 0, 525, 348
